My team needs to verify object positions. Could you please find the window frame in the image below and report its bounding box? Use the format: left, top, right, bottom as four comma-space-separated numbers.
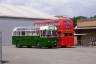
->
64, 21, 71, 24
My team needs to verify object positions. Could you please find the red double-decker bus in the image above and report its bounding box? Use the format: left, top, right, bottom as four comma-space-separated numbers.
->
35, 18, 74, 47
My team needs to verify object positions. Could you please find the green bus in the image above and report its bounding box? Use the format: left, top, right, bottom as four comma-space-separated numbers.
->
12, 26, 57, 48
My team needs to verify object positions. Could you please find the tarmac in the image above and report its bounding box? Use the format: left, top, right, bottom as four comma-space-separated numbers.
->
2, 45, 96, 64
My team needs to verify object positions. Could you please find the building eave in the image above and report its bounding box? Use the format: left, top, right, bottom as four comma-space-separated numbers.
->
75, 26, 96, 30
0, 16, 54, 20
74, 34, 86, 36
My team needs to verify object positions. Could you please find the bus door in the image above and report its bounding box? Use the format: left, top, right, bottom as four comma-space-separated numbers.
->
57, 31, 65, 46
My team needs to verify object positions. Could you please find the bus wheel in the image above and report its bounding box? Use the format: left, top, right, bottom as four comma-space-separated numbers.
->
16, 43, 22, 48
61, 46, 67, 48
48, 46, 52, 48
36, 42, 41, 48
54, 45, 57, 48
27, 46, 32, 48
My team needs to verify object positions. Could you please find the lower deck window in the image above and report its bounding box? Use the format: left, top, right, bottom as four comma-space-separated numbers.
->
22, 31, 25, 36
13, 31, 20, 36
64, 33, 73, 36
69, 33, 72, 36
64, 33, 68, 36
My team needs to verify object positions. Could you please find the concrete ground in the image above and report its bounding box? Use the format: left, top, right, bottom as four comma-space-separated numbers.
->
2, 45, 96, 64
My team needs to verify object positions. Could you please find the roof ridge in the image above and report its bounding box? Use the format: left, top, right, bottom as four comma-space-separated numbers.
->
0, 3, 57, 19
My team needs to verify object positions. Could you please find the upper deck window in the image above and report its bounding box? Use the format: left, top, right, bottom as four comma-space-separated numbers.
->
64, 21, 71, 24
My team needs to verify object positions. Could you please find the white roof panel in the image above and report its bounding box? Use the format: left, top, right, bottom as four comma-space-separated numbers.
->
0, 3, 57, 19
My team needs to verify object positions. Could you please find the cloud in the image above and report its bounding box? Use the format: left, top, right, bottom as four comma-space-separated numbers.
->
1, 0, 96, 17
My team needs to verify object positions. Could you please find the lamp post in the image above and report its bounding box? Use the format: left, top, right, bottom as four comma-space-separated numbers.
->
0, 32, 2, 64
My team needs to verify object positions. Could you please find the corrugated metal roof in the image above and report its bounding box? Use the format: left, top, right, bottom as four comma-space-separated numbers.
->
0, 3, 57, 19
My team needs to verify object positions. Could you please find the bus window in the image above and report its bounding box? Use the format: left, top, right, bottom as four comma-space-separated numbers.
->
13, 31, 16, 36
64, 33, 68, 36
22, 31, 25, 36
69, 33, 73, 36
43, 30, 47, 36
52, 30, 57, 37
64, 21, 71, 24
26, 32, 32, 36
33, 33, 37, 36
56, 26, 59, 29
47, 31, 51, 37
64, 33, 73, 36
13, 31, 20, 36
54, 21, 59, 25
18, 32, 20, 36
66, 25, 70, 29
40, 30, 46, 37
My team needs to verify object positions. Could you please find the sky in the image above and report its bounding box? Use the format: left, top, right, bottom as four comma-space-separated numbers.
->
0, 0, 96, 17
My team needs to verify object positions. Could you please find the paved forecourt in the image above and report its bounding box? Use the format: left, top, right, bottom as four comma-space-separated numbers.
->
2, 45, 96, 64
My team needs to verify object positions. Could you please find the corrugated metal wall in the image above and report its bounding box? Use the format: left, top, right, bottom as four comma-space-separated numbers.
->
0, 17, 40, 45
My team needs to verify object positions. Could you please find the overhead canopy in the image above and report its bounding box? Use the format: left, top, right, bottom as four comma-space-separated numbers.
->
75, 26, 96, 30
74, 34, 86, 36
0, 3, 57, 19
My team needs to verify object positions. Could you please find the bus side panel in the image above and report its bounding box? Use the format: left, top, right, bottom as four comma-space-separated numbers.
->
64, 36, 74, 46
12, 36, 39, 46
57, 36, 74, 47
38, 37, 57, 47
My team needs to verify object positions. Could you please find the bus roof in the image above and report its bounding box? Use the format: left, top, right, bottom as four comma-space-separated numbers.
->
13, 27, 35, 31
34, 18, 72, 24
34, 19, 57, 24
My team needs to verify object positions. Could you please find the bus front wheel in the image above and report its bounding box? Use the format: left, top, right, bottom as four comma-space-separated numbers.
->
48, 46, 52, 48
16, 43, 22, 48
36, 42, 41, 48
27, 45, 32, 48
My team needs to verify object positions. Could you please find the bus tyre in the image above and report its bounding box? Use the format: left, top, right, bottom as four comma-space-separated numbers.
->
36, 42, 41, 48
54, 45, 57, 48
48, 46, 52, 48
61, 46, 67, 48
27, 46, 32, 48
16, 43, 22, 48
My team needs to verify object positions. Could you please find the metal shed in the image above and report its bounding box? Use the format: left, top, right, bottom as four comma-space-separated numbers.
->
0, 3, 57, 45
